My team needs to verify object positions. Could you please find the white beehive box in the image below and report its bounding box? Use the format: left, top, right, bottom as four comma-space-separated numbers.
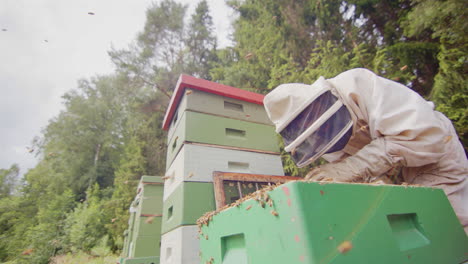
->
159, 225, 200, 264
163, 143, 284, 200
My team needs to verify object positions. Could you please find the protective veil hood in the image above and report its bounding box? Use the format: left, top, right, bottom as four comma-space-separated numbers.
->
264, 77, 353, 167
264, 77, 331, 133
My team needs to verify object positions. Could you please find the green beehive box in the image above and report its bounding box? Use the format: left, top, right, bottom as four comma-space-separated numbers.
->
120, 256, 159, 264
138, 179, 164, 215
122, 176, 164, 260
122, 229, 130, 258
167, 89, 273, 142
132, 235, 162, 259
122, 207, 138, 258
199, 181, 468, 264
133, 216, 163, 239
161, 182, 216, 234
166, 111, 280, 169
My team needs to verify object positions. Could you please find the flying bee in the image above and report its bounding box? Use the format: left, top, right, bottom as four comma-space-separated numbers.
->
145, 216, 155, 224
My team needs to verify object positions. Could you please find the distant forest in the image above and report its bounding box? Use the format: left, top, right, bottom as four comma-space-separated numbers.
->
1, 0, 466, 263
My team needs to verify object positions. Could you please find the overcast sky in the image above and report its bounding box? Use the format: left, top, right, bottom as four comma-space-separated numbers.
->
0, 0, 233, 175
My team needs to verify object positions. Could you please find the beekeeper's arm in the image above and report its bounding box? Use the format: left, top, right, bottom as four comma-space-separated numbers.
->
306, 68, 448, 182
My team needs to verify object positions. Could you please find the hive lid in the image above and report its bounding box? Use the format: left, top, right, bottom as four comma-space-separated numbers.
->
162, 75, 265, 130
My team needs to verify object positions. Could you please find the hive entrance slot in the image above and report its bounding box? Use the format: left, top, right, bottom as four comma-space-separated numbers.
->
228, 161, 250, 172
172, 137, 178, 152
172, 110, 178, 126
167, 206, 174, 220
221, 233, 248, 264
224, 101, 244, 112
166, 247, 172, 261
225, 128, 246, 138
387, 213, 430, 251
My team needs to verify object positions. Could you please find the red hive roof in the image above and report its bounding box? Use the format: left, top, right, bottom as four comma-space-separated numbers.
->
162, 74, 265, 130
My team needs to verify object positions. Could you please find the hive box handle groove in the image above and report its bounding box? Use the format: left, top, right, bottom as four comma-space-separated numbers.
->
224, 101, 244, 112
221, 233, 248, 264
387, 213, 430, 251
225, 128, 246, 138
228, 161, 250, 172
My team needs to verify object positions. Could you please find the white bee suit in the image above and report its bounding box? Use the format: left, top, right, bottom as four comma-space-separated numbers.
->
264, 68, 468, 233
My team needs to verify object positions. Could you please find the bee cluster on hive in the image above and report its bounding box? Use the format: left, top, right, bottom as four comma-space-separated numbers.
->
197, 182, 282, 236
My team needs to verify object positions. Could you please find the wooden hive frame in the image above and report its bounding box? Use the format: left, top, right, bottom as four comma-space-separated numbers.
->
213, 172, 301, 209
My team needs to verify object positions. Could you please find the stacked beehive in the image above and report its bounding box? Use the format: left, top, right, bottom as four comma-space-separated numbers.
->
119, 176, 164, 264
159, 75, 285, 264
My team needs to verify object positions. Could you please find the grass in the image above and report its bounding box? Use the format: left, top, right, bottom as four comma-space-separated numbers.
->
50, 252, 119, 264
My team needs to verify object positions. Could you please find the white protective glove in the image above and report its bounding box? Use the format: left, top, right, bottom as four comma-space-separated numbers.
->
305, 137, 398, 182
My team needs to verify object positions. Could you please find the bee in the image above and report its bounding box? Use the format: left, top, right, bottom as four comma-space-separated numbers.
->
337, 241, 353, 254
245, 205, 252, 211
186, 89, 193, 95
290, 147, 296, 156
271, 210, 279, 216
21, 248, 34, 255
267, 199, 273, 207
145, 216, 155, 224
244, 52, 253, 60
162, 175, 172, 181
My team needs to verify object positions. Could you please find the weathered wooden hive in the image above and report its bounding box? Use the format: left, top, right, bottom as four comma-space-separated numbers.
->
119, 176, 164, 264
198, 181, 468, 264
159, 75, 285, 264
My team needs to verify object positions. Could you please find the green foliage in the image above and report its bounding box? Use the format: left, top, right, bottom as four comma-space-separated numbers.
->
104, 135, 146, 250
404, 0, 468, 150
50, 250, 118, 264
0, 164, 19, 198
185, 0, 218, 79
21, 189, 75, 264
64, 185, 110, 253
42, 76, 130, 195
432, 45, 468, 151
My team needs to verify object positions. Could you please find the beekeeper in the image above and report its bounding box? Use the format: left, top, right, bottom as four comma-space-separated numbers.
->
264, 68, 467, 233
